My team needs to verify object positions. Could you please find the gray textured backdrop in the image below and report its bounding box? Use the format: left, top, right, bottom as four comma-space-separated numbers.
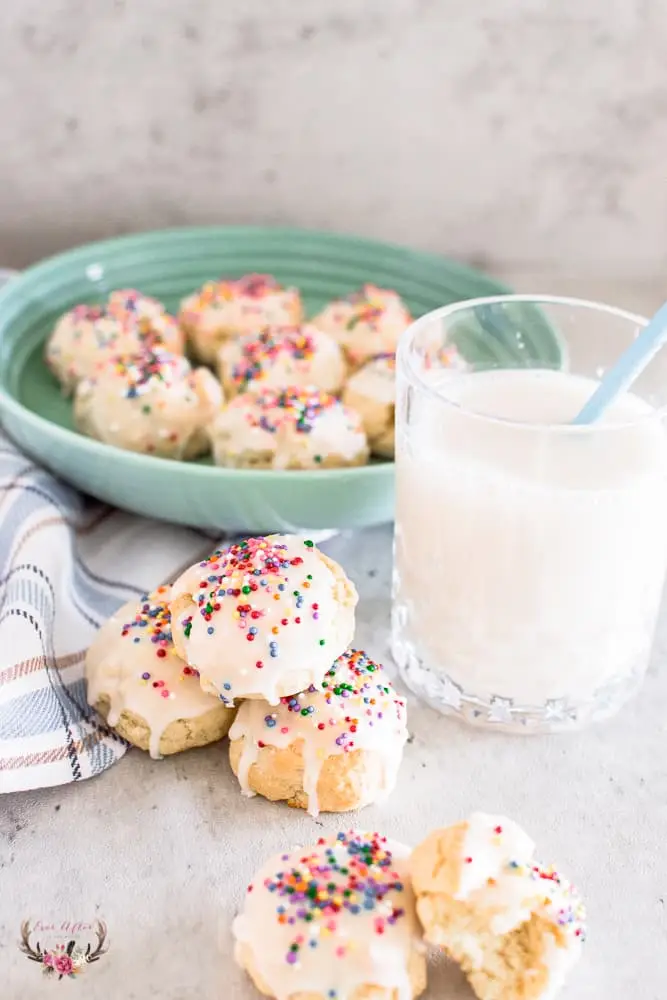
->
1, 0, 665, 276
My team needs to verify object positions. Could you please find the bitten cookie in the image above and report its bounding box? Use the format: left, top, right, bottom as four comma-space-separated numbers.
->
342, 353, 396, 459
170, 535, 358, 705
209, 387, 369, 470
85, 587, 236, 758
74, 348, 222, 458
217, 324, 346, 398
179, 274, 303, 364
410, 813, 586, 1000
45, 289, 183, 394
228, 648, 408, 816
233, 831, 427, 1000
312, 284, 412, 368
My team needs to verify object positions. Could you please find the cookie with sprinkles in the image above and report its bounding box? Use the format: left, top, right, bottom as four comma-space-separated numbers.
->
229, 648, 408, 816
233, 831, 427, 1000
179, 274, 303, 365
217, 323, 346, 398
312, 284, 412, 369
85, 587, 236, 759
209, 386, 369, 470
45, 290, 184, 394
410, 813, 587, 1000
342, 354, 397, 459
343, 347, 466, 459
106, 288, 182, 342
74, 348, 222, 458
169, 535, 358, 705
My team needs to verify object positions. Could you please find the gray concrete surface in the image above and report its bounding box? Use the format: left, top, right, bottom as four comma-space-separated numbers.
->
0, 0, 666, 280
1, 520, 666, 999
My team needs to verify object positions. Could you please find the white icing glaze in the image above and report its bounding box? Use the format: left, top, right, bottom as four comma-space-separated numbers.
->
235, 737, 259, 798
456, 812, 536, 899
45, 290, 183, 392
74, 349, 222, 458
179, 274, 302, 363
344, 354, 396, 406
170, 535, 357, 705
106, 288, 176, 330
312, 284, 412, 367
85, 588, 230, 758
217, 323, 346, 397
229, 648, 408, 816
233, 831, 423, 1000
209, 387, 368, 469
536, 930, 583, 1000
455, 813, 586, 996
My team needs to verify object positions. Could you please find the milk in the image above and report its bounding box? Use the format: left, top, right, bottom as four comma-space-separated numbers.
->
393, 368, 667, 710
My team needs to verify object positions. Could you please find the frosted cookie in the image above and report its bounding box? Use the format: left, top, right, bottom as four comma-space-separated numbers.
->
85, 587, 236, 758
410, 813, 586, 1000
312, 284, 412, 368
217, 324, 346, 398
179, 274, 303, 364
233, 831, 427, 1000
209, 387, 369, 470
170, 535, 358, 705
105, 288, 183, 349
45, 290, 183, 394
74, 348, 222, 458
343, 353, 396, 459
229, 648, 408, 816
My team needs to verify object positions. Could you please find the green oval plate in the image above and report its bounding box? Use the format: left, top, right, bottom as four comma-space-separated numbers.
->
0, 227, 559, 532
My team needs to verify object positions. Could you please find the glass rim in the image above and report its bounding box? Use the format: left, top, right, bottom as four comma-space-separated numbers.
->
397, 293, 663, 433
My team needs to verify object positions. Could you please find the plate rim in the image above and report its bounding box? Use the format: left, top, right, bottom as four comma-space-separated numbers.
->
0, 224, 514, 296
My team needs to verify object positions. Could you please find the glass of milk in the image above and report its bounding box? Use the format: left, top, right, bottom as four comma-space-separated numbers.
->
392, 295, 667, 732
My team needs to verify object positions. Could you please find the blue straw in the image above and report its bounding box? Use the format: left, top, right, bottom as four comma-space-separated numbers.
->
572, 301, 667, 425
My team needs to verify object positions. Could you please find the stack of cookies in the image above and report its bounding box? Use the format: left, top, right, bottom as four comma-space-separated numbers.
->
85, 540, 588, 1000
86, 533, 408, 816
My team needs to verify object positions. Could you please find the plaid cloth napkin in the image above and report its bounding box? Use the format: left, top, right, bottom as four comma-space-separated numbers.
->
0, 267, 223, 793
0, 430, 220, 793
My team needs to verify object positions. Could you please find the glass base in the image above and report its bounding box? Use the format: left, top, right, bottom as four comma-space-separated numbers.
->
391, 604, 645, 734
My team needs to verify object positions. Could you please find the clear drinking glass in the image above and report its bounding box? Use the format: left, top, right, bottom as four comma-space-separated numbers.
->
392, 295, 667, 732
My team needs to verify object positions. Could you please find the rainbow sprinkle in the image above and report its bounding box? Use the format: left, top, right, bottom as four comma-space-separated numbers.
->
97, 349, 188, 398
78, 290, 174, 346
510, 861, 587, 941
120, 586, 199, 699
251, 832, 408, 966
232, 387, 338, 434
50, 289, 178, 373
178, 537, 327, 700
342, 285, 406, 332
106, 288, 164, 322
189, 274, 283, 310
260, 649, 406, 752
461, 820, 587, 942
71, 304, 105, 323
229, 326, 316, 389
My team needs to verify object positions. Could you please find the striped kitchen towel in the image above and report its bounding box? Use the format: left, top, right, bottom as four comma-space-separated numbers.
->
0, 432, 220, 793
